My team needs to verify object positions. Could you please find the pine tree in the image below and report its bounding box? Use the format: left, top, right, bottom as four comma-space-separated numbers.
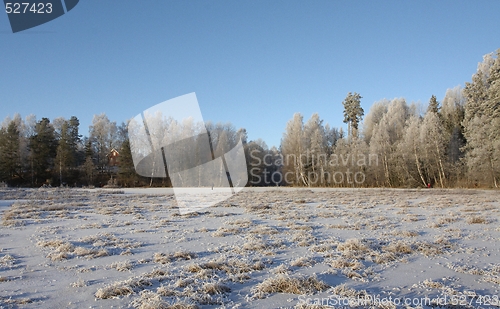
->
54, 117, 80, 186
342, 92, 364, 141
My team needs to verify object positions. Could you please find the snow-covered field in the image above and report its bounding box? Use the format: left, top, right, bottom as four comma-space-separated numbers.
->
0, 187, 499, 309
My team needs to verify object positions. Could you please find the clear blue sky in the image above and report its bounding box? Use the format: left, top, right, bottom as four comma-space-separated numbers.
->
1, 1, 499, 148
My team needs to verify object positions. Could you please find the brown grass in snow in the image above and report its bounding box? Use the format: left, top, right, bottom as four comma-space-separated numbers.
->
153, 251, 197, 264
211, 226, 240, 237
466, 215, 488, 224
185, 257, 265, 277
109, 260, 134, 271
252, 274, 329, 298
1, 188, 499, 308
95, 277, 153, 299
0, 254, 16, 268
37, 233, 140, 261
290, 256, 316, 267
131, 291, 199, 309
328, 257, 364, 270
70, 279, 87, 287
201, 282, 231, 295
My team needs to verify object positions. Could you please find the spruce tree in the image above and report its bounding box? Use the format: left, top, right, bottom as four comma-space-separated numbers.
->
29, 118, 57, 185
427, 95, 440, 114
0, 122, 22, 184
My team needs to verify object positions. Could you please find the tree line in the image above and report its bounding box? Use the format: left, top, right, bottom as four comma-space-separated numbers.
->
0, 112, 249, 188
247, 49, 500, 188
0, 113, 125, 187
1, 49, 499, 188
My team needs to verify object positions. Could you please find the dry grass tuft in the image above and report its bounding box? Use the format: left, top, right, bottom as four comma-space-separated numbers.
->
172, 251, 197, 260
415, 241, 443, 256
95, 277, 152, 299
37, 233, 135, 261
392, 230, 419, 237
482, 276, 500, 285
186, 257, 265, 279
144, 269, 169, 279
328, 257, 364, 270
175, 278, 194, 288
0, 296, 34, 305
70, 279, 87, 287
423, 279, 444, 289
291, 231, 316, 247
153, 251, 196, 264
153, 252, 171, 264
79, 232, 142, 250
272, 264, 290, 274
156, 285, 178, 297
336, 238, 371, 259
211, 226, 240, 237
240, 238, 269, 253
110, 260, 134, 271
466, 215, 488, 224
131, 290, 199, 309
0, 254, 15, 267
253, 274, 329, 298
373, 252, 398, 264
290, 257, 316, 267
202, 282, 231, 295
330, 283, 366, 298
383, 241, 413, 255
226, 218, 253, 228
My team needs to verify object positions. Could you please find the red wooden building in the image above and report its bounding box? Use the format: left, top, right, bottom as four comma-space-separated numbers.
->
107, 148, 120, 167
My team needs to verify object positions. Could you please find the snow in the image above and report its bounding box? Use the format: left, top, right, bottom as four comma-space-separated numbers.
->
0, 187, 499, 308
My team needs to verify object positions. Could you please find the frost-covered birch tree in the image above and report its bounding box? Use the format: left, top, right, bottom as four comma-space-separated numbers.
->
281, 113, 308, 186
420, 106, 447, 188
89, 113, 118, 171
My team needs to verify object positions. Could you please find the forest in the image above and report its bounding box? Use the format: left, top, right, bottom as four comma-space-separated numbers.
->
0, 49, 499, 188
